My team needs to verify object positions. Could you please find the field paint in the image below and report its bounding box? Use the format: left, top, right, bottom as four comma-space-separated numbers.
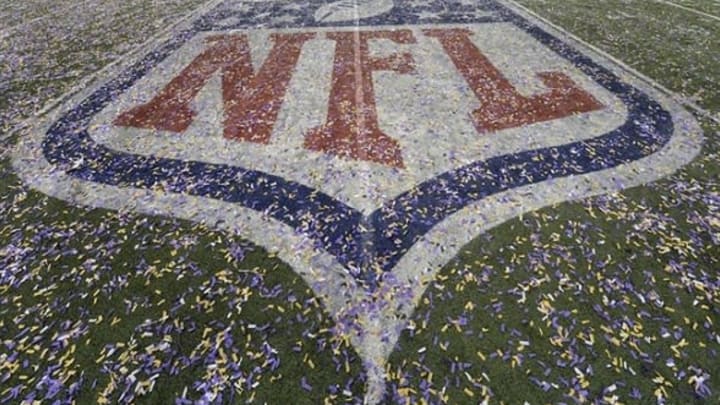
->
96, 25, 627, 214
653, 0, 720, 23
12, 1, 706, 403
0, 14, 49, 40
0, 0, 116, 40
507, 0, 720, 125
0, 0, 226, 144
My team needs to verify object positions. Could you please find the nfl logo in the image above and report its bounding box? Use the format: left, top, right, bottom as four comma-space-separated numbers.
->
13, 0, 702, 401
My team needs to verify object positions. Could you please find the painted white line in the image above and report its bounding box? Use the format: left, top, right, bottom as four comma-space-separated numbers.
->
9, 2, 706, 404
348, 3, 388, 404
0, 0, 97, 40
653, 0, 720, 23
0, 14, 48, 39
505, 0, 720, 125
0, 0, 225, 144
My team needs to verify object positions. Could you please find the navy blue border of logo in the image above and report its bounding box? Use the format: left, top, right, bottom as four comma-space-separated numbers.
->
41, 0, 673, 287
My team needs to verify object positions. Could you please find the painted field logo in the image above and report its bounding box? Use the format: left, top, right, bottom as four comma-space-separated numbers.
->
13, 0, 702, 401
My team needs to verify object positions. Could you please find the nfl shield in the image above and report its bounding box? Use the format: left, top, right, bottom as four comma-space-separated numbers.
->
12, 0, 703, 401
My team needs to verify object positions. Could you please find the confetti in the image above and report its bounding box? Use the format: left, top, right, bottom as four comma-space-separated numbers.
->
1, 0, 718, 404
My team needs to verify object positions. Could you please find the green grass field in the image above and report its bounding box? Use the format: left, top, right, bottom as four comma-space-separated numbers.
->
1, 0, 718, 404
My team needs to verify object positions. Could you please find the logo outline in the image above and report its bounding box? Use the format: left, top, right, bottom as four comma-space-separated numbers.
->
13, 0, 703, 401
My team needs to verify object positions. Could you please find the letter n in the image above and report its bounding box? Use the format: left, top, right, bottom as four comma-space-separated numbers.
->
114, 33, 314, 143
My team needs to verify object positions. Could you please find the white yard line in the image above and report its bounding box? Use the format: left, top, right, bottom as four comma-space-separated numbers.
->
0, 0, 98, 40
505, 0, 719, 125
0, 14, 48, 39
1, 0, 224, 144
653, 0, 720, 23
0, 0, 182, 41
348, 2, 388, 403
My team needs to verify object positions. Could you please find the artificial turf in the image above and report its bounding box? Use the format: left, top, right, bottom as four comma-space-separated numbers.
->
1, 0, 718, 403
